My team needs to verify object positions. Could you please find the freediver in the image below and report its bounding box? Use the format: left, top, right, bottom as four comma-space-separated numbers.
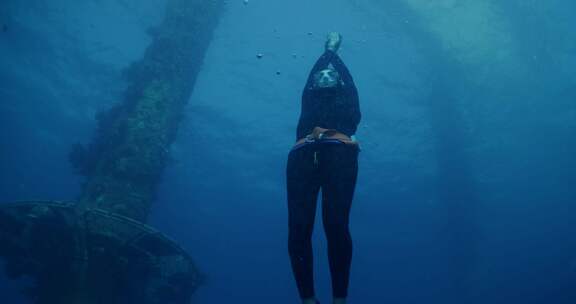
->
286, 32, 361, 304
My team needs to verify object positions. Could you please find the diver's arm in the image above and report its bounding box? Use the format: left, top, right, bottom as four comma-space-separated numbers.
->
296, 96, 314, 140
348, 91, 361, 135
300, 50, 335, 140
332, 52, 360, 132
340, 84, 361, 136
330, 53, 354, 88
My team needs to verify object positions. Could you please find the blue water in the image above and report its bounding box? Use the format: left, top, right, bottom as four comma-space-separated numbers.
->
1, 0, 575, 303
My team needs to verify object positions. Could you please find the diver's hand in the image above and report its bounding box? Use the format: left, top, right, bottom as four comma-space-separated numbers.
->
325, 32, 342, 53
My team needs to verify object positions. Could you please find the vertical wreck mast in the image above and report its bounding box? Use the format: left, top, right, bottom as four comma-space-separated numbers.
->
0, 1, 224, 303
76, 0, 222, 221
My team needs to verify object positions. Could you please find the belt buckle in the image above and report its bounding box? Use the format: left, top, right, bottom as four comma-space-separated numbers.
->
304, 134, 315, 143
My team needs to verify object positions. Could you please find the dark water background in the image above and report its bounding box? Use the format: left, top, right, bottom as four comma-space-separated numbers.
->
1, 0, 575, 303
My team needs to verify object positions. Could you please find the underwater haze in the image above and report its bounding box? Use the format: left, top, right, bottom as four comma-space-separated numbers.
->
1, 0, 576, 303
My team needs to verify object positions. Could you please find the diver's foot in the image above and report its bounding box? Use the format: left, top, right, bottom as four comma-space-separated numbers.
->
325, 32, 342, 53
333, 298, 346, 304
302, 298, 319, 304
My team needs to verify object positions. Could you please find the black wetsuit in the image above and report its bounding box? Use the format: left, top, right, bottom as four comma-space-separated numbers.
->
287, 50, 361, 299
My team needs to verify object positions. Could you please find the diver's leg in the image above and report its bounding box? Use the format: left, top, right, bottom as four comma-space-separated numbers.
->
287, 146, 322, 301
320, 144, 359, 301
